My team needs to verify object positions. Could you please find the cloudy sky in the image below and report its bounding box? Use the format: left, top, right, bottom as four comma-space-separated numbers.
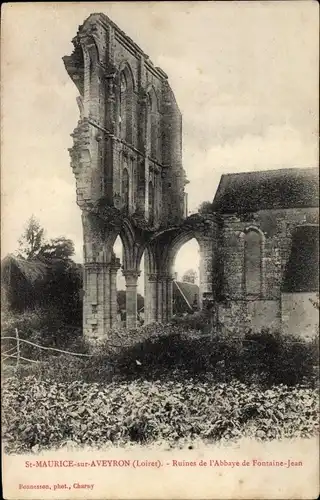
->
2, 1, 318, 290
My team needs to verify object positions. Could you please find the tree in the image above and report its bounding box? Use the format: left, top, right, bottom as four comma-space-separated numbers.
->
182, 269, 197, 284
18, 215, 45, 259
198, 201, 213, 214
17, 216, 75, 261
39, 237, 75, 261
12, 216, 81, 330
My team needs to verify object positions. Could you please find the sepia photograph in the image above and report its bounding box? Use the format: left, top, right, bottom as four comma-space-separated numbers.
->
1, 1, 319, 499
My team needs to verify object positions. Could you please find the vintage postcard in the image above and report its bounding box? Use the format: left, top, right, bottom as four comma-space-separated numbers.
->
1, 1, 319, 499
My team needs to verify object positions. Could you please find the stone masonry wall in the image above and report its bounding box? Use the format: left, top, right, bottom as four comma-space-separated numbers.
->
218, 207, 319, 333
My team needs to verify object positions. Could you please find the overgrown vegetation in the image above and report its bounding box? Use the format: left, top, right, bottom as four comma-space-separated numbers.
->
2, 377, 318, 454
2, 316, 319, 454
2, 317, 318, 388
2, 308, 83, 355
2, 215, 82, 324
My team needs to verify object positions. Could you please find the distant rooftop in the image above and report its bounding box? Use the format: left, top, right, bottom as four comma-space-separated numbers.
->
173, 281, 199, 311
212, 167, 319, 213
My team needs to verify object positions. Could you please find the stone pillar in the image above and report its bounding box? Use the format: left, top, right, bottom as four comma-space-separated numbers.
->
150, 273, 174, 324
199, 236, 215, 308
198, 228, 221, 326
161, 275, 174, 323
157, 276, 164, 322
145, 273, 158, 324
83, 257, 120, 341
166, 275, 174, 321
144, 272, 174, 325
83, 263, 99, 339
123, 270, 140, 329
109, 260, 121, 329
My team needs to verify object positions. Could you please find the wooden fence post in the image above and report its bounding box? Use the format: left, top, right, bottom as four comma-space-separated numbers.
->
15, 328, 20, 371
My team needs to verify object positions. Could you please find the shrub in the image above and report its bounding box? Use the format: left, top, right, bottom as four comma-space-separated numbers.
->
242, 329, 319, 386
107, 327, 318, 387
274, 333, 319, 386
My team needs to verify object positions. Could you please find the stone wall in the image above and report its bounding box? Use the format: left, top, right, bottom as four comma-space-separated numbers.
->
218, 207, 319, 334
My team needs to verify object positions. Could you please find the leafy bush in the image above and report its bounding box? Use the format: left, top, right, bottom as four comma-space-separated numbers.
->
2, 377, 318, 454
107, 327, 319, 387
242, 329, 319, 386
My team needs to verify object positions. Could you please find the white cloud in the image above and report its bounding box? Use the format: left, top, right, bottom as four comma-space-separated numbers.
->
185, 125, 318, 211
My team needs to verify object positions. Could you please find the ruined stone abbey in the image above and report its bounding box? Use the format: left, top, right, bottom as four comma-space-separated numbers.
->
64, 14, 319, 340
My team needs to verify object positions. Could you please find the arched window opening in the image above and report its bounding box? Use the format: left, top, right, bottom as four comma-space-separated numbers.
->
119, 73, 127, 141
113, 236, 125, 325
148, 181, 155, 225
119, 67, 134, 144
173, 238, 200, 315
244, 230, 262, 296
146, 90, 159, 160
137, 251, 145, 326
122, 168, 129, 213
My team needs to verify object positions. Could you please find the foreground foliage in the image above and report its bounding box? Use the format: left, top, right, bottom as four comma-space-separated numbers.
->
2, 376, 319, 454
4, 324, 317, 388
